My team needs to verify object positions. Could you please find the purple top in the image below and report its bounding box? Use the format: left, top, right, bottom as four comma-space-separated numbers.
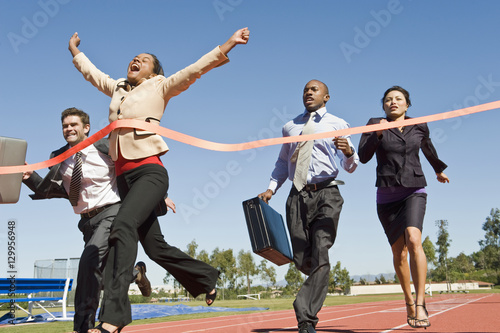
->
377, 187, 426, 204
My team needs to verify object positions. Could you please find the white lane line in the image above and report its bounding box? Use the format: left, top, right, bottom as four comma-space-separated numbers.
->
380, 294, 493, 333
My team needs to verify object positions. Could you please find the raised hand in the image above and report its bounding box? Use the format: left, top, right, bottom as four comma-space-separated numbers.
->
231, 27, 250, 45
68, 32, 81, 57
220, 27, 250, 55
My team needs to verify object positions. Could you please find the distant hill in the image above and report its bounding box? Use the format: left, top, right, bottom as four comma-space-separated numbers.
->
351, 273, 395, 283
275, 279, 287, 287
268, 273, 396, 288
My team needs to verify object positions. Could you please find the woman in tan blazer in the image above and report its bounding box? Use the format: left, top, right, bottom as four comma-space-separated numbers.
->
69, 28, 249, 333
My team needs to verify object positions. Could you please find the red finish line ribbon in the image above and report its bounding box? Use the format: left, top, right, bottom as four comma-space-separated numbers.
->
1, 100, 499, 175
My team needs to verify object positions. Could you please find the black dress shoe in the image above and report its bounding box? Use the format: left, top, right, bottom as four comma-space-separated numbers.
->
298, 322, 316, 333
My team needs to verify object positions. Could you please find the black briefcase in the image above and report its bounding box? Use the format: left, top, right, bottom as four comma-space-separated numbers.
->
242, 197, 293, 266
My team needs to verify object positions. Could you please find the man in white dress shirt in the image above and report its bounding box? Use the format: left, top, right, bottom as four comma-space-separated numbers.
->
23, 107, 153, 333
259, 80, 359, 333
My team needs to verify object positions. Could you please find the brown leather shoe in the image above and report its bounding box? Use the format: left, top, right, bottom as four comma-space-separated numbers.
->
134, 261, 152, 297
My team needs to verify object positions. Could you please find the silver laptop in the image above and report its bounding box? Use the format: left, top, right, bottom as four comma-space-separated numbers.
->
0, 136, 27, 204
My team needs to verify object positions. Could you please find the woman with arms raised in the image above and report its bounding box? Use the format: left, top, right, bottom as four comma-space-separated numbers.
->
68, 27, 250, 333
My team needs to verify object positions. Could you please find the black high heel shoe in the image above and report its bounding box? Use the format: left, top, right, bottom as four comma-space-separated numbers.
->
206, 289, 217, 306
410, 302, 431, 329
406, 302, 416, 327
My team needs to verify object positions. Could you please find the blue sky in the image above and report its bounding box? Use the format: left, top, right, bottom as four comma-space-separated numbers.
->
1, 0, 500, 286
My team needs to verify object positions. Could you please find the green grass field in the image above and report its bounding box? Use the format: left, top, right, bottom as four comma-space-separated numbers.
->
1, 290, 498, 333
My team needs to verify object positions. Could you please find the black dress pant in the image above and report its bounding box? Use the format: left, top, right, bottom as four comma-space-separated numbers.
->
286, 185, 343, 328
99, 164, 219, 327
73, 203, 119, 332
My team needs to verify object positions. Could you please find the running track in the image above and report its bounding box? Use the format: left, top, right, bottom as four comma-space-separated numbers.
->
117, 293, 499, 333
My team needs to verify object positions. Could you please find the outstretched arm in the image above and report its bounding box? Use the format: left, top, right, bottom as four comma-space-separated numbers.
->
70, 32, 118, 98
68, 32, 81, 58
22, 162, 41, 194
219, 27, 250, 55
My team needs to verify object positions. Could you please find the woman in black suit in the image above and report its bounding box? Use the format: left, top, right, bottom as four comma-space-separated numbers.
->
358, 86, 449, 329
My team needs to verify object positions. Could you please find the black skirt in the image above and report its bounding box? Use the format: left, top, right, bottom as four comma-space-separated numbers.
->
377, 192, 427, 245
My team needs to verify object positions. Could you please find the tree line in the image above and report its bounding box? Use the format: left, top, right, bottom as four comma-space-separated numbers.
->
162, 240, 353, 300
422, 208, 500, 286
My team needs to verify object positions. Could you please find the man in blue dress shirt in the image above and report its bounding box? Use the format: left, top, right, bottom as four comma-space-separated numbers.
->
259, 80, 359, 333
